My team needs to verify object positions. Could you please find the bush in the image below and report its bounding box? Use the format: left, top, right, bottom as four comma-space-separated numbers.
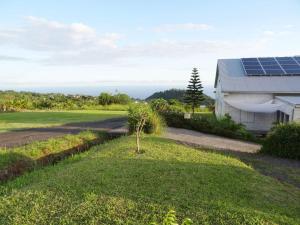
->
144, 111, 165, 135
261, 123, 300, 159
128, 104, 165, 135
150, 98, 170, 113
162, 112, 255, 142
98, 92, 131, 106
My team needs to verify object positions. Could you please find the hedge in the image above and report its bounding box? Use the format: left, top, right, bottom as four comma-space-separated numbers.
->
261, 123, 300, 160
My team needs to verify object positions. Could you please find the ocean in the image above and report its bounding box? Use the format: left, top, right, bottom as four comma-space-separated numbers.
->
1, 85, 215, 99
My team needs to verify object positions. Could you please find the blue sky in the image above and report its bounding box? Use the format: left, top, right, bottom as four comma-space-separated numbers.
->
1, 0, 300, 95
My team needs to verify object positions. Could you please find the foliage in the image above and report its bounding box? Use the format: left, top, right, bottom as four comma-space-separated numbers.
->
146, 89, 214, 106
150, 210, 192, 225
144, 111, 165, 135
0, 110, 126, 132
128, 103, 153, 153
184, 68, 205, 114
150, 98, 170, 113
0, 136, 299, 224
0, 90, 130, 112
162, 112, 255, 142
261, 122, 300, 159
98, 92, 131, 106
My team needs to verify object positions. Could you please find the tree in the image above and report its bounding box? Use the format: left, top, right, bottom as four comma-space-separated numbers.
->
114, 93, 131, 104
98, 92, 114, 105
128, 103, 152, 153
184, 68, 204, 114
150, 98, 170, 113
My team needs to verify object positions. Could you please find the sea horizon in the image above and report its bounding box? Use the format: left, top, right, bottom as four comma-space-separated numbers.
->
0, 85, 215, 99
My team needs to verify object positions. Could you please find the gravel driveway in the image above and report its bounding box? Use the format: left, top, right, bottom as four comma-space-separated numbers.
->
164, 127, 261, 153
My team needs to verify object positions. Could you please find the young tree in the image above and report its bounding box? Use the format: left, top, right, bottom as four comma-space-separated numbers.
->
128, 103, 151, 153
184, 68, 204, 114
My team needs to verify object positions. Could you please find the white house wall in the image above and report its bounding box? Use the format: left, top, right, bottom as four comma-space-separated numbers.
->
294, 108, 300, 121
223, 93, 276, 131
215, 77, 225, 117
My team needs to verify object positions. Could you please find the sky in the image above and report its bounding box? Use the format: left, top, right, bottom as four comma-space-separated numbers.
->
0, 0, 300, 97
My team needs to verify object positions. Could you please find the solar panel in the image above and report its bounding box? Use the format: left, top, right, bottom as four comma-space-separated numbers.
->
264, 69, 285, 75
258, 57, 276, 62
241, 58, 265, 76
245, 69, 265, 75
276, 57, 293, 61
281, 65, 300, 69
241, 56, 300, 76
284, 69, 300, 74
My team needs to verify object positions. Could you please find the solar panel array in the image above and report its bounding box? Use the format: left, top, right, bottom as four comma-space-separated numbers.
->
241, 57, 300, 76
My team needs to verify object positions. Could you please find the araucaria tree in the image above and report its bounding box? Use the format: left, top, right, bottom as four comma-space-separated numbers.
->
184, 68, 204, 114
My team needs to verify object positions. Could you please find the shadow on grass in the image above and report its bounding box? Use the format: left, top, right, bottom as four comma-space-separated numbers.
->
178, 142, 300, 189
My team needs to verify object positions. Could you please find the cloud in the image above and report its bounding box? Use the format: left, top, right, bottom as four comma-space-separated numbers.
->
154, 23, 213, 32
0, 16, 121, 52
263, 30, 275, 36
43, 39, 232, 65
0, 55, 28, 61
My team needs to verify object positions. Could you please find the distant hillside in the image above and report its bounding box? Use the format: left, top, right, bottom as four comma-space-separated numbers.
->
146, 89, 214, 106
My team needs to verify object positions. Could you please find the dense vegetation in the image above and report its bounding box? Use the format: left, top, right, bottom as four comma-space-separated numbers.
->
261, 123, 300, 159
0, 110, 126, 132
162, 112, 255, 142
146, 89, 214, 106
0, 136, 299, 224
0, 90, 131, 111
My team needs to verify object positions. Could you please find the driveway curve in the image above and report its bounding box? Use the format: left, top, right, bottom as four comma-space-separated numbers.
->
164, 127, 261, 153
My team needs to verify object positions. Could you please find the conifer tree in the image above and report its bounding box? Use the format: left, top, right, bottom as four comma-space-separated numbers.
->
184, 68, 204, 114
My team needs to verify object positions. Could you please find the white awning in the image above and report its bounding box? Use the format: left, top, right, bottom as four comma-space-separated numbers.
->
225, 99, 284, 113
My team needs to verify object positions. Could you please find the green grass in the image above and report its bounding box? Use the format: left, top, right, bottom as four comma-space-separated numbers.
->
0, 131, 105, 171
0, 136, 299, 224
0, 110, 126, 132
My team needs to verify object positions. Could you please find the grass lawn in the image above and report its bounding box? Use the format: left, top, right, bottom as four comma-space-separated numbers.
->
0, 136, 299, 224
0, 110, 126, 132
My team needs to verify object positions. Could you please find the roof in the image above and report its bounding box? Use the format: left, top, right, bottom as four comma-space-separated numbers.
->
275, 96, 300, 105
215, 58, 300, 93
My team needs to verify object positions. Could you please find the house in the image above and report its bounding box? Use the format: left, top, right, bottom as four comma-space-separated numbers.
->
214, 56, 300, 133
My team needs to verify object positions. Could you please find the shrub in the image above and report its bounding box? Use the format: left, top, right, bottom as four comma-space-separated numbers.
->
144, 111, 165, 135
128, 104, 165, 135
98, 92, 131, 106
261, 123, 300, 159
161, 112, 255, 142
150, 98, 170, 113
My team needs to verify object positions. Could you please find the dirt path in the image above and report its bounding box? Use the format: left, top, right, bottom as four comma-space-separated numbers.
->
165, 127, 261, 153
0, 117, 127, 148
